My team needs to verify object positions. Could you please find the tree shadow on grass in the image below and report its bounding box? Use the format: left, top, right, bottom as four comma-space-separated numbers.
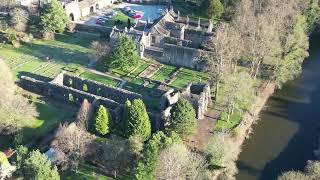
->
16, 41, 91, 66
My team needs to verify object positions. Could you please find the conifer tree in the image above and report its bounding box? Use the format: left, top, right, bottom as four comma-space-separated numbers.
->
169, 99, 196, 136
125, 99, 151, 141
95, 105, 111, 135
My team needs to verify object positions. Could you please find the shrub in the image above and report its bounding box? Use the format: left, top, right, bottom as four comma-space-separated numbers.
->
169, 98, 196, 136
94, 105, 111, 135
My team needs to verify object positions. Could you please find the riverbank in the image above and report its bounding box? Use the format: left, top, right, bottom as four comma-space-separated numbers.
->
214, 82, 276, 179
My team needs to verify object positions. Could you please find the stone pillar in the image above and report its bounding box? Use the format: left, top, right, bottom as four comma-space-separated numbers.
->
197, 17, 201, 30
180, 25, 185, 40
207, 19, 213, 33
177, 11, 180, 21
186, 16, 189, 28
124, 27, 128, 32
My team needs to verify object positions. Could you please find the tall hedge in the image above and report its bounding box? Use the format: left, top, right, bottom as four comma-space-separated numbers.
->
170, 98, 196, 136
124, 99, 151, 141
95, 105, 111, 135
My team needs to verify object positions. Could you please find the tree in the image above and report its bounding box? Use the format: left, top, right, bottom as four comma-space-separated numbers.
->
306, 0, 320, 31
108, 35, 140, 71
125, 99, 151, 141
274, 15, 309, 87
169, 98, 196, 136
22, 150, 60, 180
206, 22, 242, 100
40, 0, 68, 39
222, 71, 255, 122
278, 161, 320, 180
133, 131, 182, 180
9, 7, 29, 32
51, 123, 93, 172
201, 0, 224, 20
0, 60, 38, 134
155, 143, 208, 180
14, 145, 28, 177
94, 105, 111, 135
90, 41, 111, 61
76, 99, 93, 130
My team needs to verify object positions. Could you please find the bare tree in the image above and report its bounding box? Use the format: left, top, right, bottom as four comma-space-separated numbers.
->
90, 41, 111, 61
76, 99, 93, 131
0, 60, 38, 134
155, 144, 208, 180
51, 123, 94, 172
9, 7, 29, 32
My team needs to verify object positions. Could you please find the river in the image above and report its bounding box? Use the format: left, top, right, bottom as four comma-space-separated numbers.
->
236, 33, 320, 180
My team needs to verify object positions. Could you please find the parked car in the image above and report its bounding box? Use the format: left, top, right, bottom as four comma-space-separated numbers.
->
96, 19, 105, 25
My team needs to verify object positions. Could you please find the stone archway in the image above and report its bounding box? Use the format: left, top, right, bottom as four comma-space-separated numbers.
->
90, 6, 94, 14
69, 13, 74, 21
95, 3, 99, 10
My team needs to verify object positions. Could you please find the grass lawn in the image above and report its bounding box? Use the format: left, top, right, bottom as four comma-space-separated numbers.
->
80, 71, 120, 87
214, 112, 242, 132
0, 97, 76, 150
104, 10, 135, 29
170, 67, 209, 89
151, 65, 177, 82
0, 32, 100, 80
62, 164, 113, 180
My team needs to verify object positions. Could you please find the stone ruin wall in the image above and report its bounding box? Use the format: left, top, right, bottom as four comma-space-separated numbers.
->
160, 83, 211, 125
19, 73, 162, 130
63, 74, 142, 104
160, 43, 211, 70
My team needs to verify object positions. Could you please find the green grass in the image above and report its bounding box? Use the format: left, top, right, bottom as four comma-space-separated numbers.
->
0, 97, 76, 150
62, 164, 113, 180
104, 10, 135, 29
151, 65, 177, 82
80, 71, 120, 87
130, 63, 149, 77
214, 112, 242, 132
0, 32, 100, 79
170, 67, 209, 89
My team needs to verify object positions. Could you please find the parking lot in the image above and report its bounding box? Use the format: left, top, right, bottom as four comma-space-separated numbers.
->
77, 2, 165, 28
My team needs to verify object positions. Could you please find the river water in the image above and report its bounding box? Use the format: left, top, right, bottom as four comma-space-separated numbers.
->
236, 33, 320, 180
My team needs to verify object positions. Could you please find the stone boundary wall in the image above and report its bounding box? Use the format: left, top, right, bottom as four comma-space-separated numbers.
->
63, 74, 143, 104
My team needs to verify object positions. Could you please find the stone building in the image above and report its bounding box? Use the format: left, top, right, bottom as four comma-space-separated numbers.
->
61, 0, 114, 22
109, 6, 214, 70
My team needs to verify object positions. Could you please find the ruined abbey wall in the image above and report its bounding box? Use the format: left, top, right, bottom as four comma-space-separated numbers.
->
160, 83, 211, 121
63, 74, 143, 104
19, 73, 161, 129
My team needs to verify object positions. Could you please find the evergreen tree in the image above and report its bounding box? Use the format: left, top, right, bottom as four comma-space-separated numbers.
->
40, 0, 68, 35
125, 99, 151, 141
201, 0, 224, 20
108, 35, 140, 71
169, 99, 196, 136
23, 150, 60, 180
95, 105, 111, 135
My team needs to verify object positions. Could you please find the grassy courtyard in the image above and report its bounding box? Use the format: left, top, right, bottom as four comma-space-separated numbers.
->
104, 10, 135, 29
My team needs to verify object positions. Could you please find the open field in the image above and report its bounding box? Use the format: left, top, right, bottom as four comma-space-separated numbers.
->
63, 164, 113, 180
